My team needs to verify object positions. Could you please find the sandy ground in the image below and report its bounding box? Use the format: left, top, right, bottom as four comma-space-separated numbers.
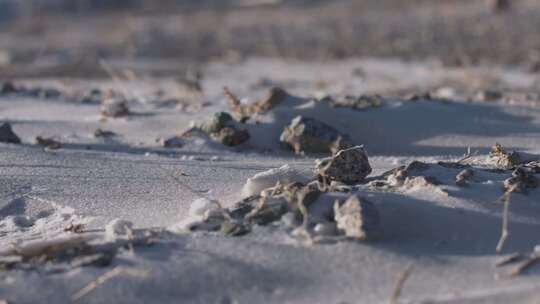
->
1, 57, 540, 303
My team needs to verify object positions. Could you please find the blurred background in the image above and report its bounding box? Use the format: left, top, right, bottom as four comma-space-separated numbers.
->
0, 0, 539, 77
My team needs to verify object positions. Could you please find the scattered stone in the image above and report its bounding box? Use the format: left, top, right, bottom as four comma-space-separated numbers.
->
0, 81, 17, 94
215, 127, 250, 147
333, 195, 381, 240
201, 112, 234, 134
0, 122, 21, 144
369, 161, 446, 194
503, 167, 538, 193
315, 146, 372, 185
280, 116, 348, 154
161, 136, 184, 148
456, 168, 474, 186
100, 94, 129, 118
475, 90, 503, 102
94, 128, 117, 138
79, 89, 103, 104
195, 111, 250, 147
35, 136, 62, 150
64, 223, 84, 233
225, 86, 288, 117
313, 222, 338, 236
326, 94, 383, 110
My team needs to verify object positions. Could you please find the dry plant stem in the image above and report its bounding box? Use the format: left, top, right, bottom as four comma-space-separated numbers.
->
389, 264, 414, 304
495, 252, 525, 267
99, 59, 146, 103
72, 266, 147, 301
510, 254, 540, 277
457, 147, 479, 164
223, 87, 243, 114
496, 185, 516, 253
297, 191, 313, 245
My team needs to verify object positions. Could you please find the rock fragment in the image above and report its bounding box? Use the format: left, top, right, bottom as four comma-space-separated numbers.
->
0, 81, 17, 94
161, 136, 184, 148
503, 167, 538, 193
456, 168, 474, 186
333, 195, 381, 240
215, 127, 250, 147
280, 116, 348, 154
325, 94, 383, 110
201, 112, 234, 134
94, 128, 117, 138
475, 90, 503, 102
0, 122, 21, 144
315, 146, 372, 185
35, 136, 62, 150
100, 94, 129, 118
195, 111, 250, 147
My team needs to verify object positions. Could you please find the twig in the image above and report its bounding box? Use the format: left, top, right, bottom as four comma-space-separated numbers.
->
496, 185, 517, 253
389, 264, 414, 304
495, 252, 525, 267
456, 146, 479, 164
72, 266, 147, 301
510, 254, 540, 277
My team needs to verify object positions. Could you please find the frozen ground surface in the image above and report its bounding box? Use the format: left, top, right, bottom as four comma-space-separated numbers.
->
2, 58, 540, 303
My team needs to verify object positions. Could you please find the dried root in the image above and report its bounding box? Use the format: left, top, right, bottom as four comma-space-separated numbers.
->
72, 266, 148, 301
224, 86, 287, 118
389, 264, 414, 304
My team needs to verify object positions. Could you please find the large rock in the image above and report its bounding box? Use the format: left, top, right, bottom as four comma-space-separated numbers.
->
0, 122, 21, 144
280, 116, 346, 154
315, 146, 372, 185
334, 195, 381, 240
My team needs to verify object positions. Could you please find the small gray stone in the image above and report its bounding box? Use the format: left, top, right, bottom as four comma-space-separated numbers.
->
0, 122, 21, 144
201, 112, 234, 134
334, 195, 381, 240
162, 136, 184, 148
280, 116, 347, 154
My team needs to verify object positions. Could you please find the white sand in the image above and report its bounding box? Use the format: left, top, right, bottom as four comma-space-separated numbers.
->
2, 58, 540, 303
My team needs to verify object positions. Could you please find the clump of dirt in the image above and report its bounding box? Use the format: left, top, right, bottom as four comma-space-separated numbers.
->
100, 92, 129, 119
0, 81, 17, 95
322, 94, 383, 110
280, 116, 349, 154
35, 136, 62, 150
488, 143, 540, 169
0, 122, 21, 144
195, 111, 250, 147
160, 136, 184, 148
93, 129, 117, 138
315, 146, 372, 186
224, 86, 288, 118
369, 161, 443, 192
503, 167, 538, 193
